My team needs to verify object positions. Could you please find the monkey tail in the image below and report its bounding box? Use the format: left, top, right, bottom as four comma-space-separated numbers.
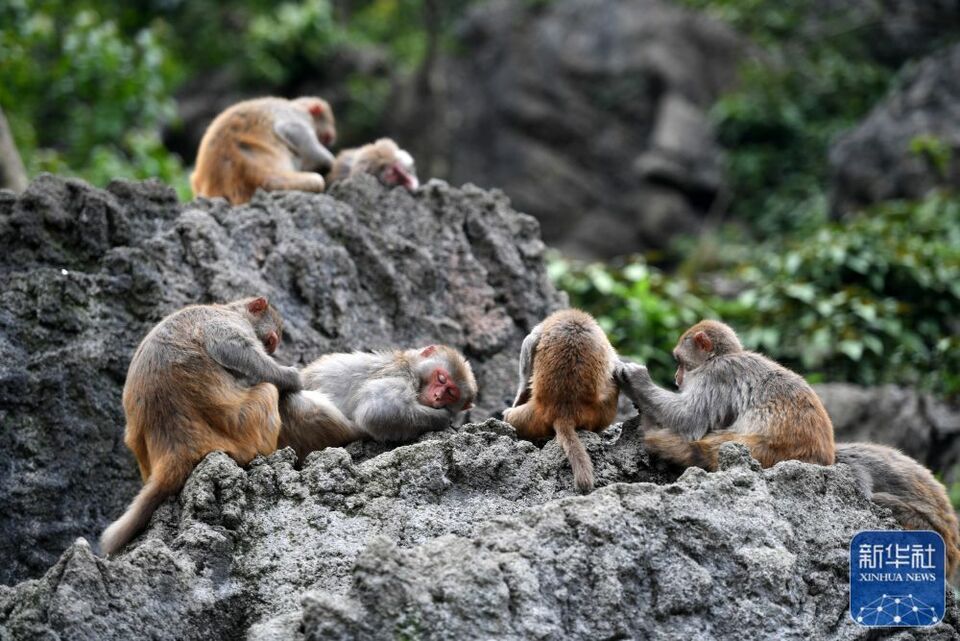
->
554, 417, 595, 493
643, 430, 766, 471
99, 459, 189, 556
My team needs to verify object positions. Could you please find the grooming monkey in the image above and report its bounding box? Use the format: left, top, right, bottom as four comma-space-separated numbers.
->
279, 345, 476, 459
617, 320, 835, 471
100, 297, 301, 555
502, 309, 620, 493
191, 96, 337, 204
837, 443, 960, 580
327, 137, 419, 191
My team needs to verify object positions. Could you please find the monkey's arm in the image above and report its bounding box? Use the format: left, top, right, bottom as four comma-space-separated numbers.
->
353, 377, 450, 441
616, 362, 722, 440
512, 324, 542, 407
275, 119, 334, 171
206, 336, 302, 392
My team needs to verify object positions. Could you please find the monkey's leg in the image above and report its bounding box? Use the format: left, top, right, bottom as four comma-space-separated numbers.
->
124, 426, 152, 482
234, 382, 282, 459
262, 171, 326, 194
512, 326, 542, 407
502, 401, 553, 439
643, 430, 765, 471
279, 390, 362, 459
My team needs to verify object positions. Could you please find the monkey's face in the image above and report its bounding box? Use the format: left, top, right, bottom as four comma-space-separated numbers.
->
381, 150, 419, 191
245, 296, 283, 355
673, 331, 713, 388
310, 102, 336, 148
415, 346, 477, 413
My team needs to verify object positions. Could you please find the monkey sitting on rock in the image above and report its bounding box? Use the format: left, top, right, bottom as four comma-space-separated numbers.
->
101, 297, 301, 555
191, 96, 337, 204
502, 309, 621, 493
279, 345, 476, 460
327, 138, 419, 191
616, 319, 835, 470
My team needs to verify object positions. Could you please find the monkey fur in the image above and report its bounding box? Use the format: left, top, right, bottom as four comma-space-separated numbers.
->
837, 442, 960, 581
279, 345, 476, 460
617, 320, 835, 471
327, 137, 419, 191
502, 309, 620, 493
191, 96, 337, 204
100, 297, 301, 555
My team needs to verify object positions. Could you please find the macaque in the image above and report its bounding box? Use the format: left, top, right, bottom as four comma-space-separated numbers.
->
837, 443, 960, 580
327, 138, 419, 191
279, 345, 476, 459
100, 297, 301, 555
502, 310, 620, 493
191, 96, 337, 204
617, 320, 835, 471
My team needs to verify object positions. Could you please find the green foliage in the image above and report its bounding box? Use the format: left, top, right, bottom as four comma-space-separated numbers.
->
555, 192, 960, 396
910, 134, 953, 178
246, 0, 345, 85
0, 0, 187, 191
680, 0, 894, 233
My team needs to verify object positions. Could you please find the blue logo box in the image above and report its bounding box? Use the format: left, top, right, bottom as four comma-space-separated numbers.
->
850, 530, 945, 627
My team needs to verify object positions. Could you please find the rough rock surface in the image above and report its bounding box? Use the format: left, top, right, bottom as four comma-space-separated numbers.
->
0, 173, 563, 586
829, 43, 960, 214
2, 429, 957, 640
391, 0, 745, 259
817, 383, 960, 481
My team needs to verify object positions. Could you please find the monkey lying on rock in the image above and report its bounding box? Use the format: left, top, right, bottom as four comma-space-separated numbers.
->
502, 309, 620, 493
101, 297, 301, 555
327, 138, 419, 191
191, 96, 337, 204
279, 345, 476, 460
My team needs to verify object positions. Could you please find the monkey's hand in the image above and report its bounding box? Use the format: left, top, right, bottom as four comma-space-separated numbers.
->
278, 366, 303, 393
614, 361, 651, 409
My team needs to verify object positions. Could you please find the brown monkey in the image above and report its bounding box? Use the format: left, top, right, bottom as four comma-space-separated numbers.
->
279, 345, 476, 460
191, 96, 337, 204
327, 138, 419, 191
100, 297, 302, 555
617, 320, 835, 471
501, 309, 620, 493
837, 443, 960, 581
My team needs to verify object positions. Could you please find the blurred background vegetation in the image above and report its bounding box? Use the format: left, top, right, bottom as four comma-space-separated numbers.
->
0, 0, 957, 400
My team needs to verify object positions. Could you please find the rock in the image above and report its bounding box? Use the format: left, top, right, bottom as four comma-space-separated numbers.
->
817, 383, 960, 481
0, 173, 564, 586
829, 43, 960, 215
2, 431, 956, 640
391, 0, 745, 259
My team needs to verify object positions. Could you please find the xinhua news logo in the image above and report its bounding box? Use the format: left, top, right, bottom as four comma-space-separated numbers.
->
850, 530, 945, 627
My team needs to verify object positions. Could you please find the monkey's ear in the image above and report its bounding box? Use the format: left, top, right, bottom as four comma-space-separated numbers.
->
420, 345, 437, 357
693, 331, 713, 353
247, 297, 269, 314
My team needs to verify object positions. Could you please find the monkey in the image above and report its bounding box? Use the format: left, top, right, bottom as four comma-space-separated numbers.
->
501, 309, 620, 493
616, 320, 835, 471
837, 442, 960, 581
327, 138, 419, 191
100, 296, 302, 555
191, 96, 337, 205
278, 345, 476, 460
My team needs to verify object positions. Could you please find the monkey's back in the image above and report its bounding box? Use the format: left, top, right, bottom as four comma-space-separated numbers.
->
530, 309, 617, 427
191, 98, 295, 203
122, 307, 247, 461
715, 351, 835, 464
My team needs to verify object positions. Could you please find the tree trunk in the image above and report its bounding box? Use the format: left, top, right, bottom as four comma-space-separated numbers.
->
0, 106, 27, 193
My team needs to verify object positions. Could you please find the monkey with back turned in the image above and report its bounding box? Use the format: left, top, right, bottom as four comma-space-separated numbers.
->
502, 309, 621, 493
100, 296, 301, 555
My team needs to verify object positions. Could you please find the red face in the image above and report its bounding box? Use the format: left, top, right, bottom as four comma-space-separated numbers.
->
420, 367, 461, 409
384, 163, 419, 191
263, 330, 280, 355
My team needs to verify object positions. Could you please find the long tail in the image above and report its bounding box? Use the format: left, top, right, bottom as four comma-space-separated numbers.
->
99, 461, 187, 555
643, 429, 764, 471
554, 417, 594, 493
